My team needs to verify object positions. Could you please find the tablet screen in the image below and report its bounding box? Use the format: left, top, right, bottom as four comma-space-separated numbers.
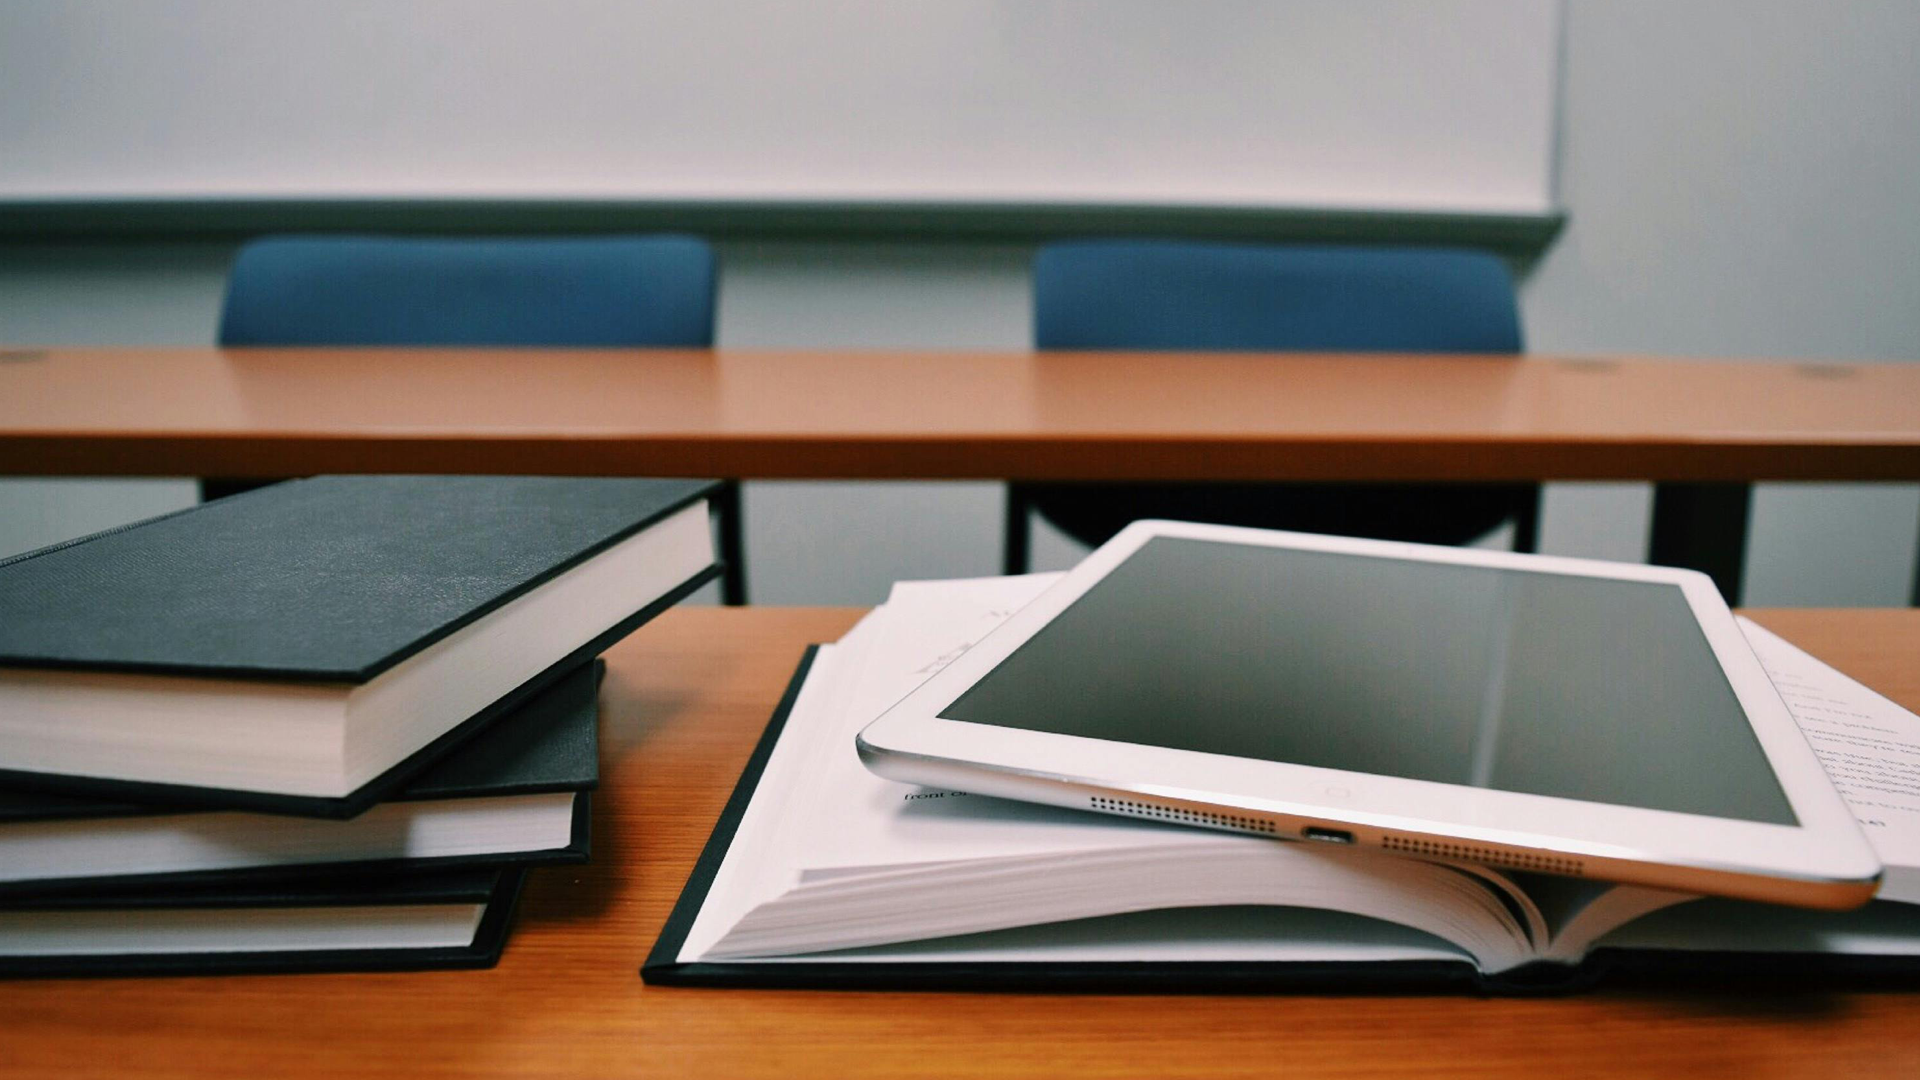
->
941, 537, 1797, 825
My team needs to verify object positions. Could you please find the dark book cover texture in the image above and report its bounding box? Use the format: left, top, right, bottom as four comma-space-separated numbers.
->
0, 474, 719, 680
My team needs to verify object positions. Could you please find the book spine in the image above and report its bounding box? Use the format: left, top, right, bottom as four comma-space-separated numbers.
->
1471, 958, 1603, 996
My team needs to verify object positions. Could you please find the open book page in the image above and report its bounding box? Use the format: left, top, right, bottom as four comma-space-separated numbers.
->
1740, 617, 1920, 903
708, 836, 1537, 970
740, 905, 1475, 967
674, 635, 862, 962
681, 577, 1920, 972
679, 583, 1086, 961
1521, 877, 1697, 964
681, 574, 1539, 971
776, 573, 1223, 871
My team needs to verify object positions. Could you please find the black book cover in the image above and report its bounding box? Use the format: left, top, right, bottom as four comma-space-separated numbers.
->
0, 559, 714, 818
643, 651, 1920, 995
0, 867, 528, 978
0, 475, 719, 680
0, 662, 604, 895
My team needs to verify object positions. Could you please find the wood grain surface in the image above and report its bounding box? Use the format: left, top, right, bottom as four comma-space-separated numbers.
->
3, 606, 1919, 1080
3, 348, 1918, 481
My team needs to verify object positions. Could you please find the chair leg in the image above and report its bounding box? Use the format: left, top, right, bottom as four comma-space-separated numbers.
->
1510, 487, 1543, 554
1003, 484, 1031, 575
713, 480, 748, 606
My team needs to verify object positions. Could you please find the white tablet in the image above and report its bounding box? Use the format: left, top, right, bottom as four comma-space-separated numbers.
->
859, 521, 1881, 909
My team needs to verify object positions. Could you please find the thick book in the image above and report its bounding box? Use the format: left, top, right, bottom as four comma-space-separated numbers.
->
0, 475, 719, 816
645, 575, 1920, 993
0, 660, 604, 895
0, 867, 526, 978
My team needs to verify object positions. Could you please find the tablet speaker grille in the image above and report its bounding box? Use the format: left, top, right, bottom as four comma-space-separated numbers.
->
1090, 796, 1278, 835
1381, 834, 1584, 877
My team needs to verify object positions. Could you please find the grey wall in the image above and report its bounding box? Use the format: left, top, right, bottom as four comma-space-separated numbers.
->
2, 0, 1916, 606
1527, 0, 1920, 606
0, 243, 225, 563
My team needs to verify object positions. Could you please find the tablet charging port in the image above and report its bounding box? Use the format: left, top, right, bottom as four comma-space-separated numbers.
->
1303, 826, 1354, 844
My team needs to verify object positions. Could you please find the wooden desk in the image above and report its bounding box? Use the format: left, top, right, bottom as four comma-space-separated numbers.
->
4, 347, 1918, 598
3, 348, 1918, 481
5, 606, 1919, 1080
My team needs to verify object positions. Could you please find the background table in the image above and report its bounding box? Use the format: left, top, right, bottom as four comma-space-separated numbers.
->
5, 606, 1918, 1080
5, 347, 1919, 598
5, 348, 1918, 480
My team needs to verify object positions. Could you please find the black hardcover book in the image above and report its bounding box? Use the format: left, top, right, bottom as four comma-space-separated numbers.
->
0, 660, 605, 896
0, 475, 719, 815
644, 650, 1920, 994
0, 868, 527, 978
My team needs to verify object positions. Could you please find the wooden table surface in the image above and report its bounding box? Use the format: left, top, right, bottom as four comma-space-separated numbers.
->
6, 606, 1920, 1080
3, 347, 1919, 480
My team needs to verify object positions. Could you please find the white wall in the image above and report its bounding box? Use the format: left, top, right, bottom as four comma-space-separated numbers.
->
1, 0, 1561, 214
0, 244, 223, 562
2, 0, 1916, 606
1527, 0, 1920, 606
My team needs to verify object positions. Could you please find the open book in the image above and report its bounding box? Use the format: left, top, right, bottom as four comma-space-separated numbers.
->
647, 575, 1920, 991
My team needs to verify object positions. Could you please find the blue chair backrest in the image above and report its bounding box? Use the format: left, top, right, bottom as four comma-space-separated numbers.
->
1033, 240, 1520, 353
220, 235, 716, 347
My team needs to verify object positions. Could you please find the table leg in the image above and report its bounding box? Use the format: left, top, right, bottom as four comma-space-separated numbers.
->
713, 480, 747, 606
1003, 484, 1033, 576
1649, 482, 1753, 604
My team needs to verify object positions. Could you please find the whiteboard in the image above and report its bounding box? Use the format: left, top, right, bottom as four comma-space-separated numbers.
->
0, 0, 1561, 216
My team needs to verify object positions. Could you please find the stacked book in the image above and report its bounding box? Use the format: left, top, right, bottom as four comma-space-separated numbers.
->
0, 475, 720, 976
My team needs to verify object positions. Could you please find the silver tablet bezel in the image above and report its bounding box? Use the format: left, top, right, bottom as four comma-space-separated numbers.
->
859, 521, 1881, 907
